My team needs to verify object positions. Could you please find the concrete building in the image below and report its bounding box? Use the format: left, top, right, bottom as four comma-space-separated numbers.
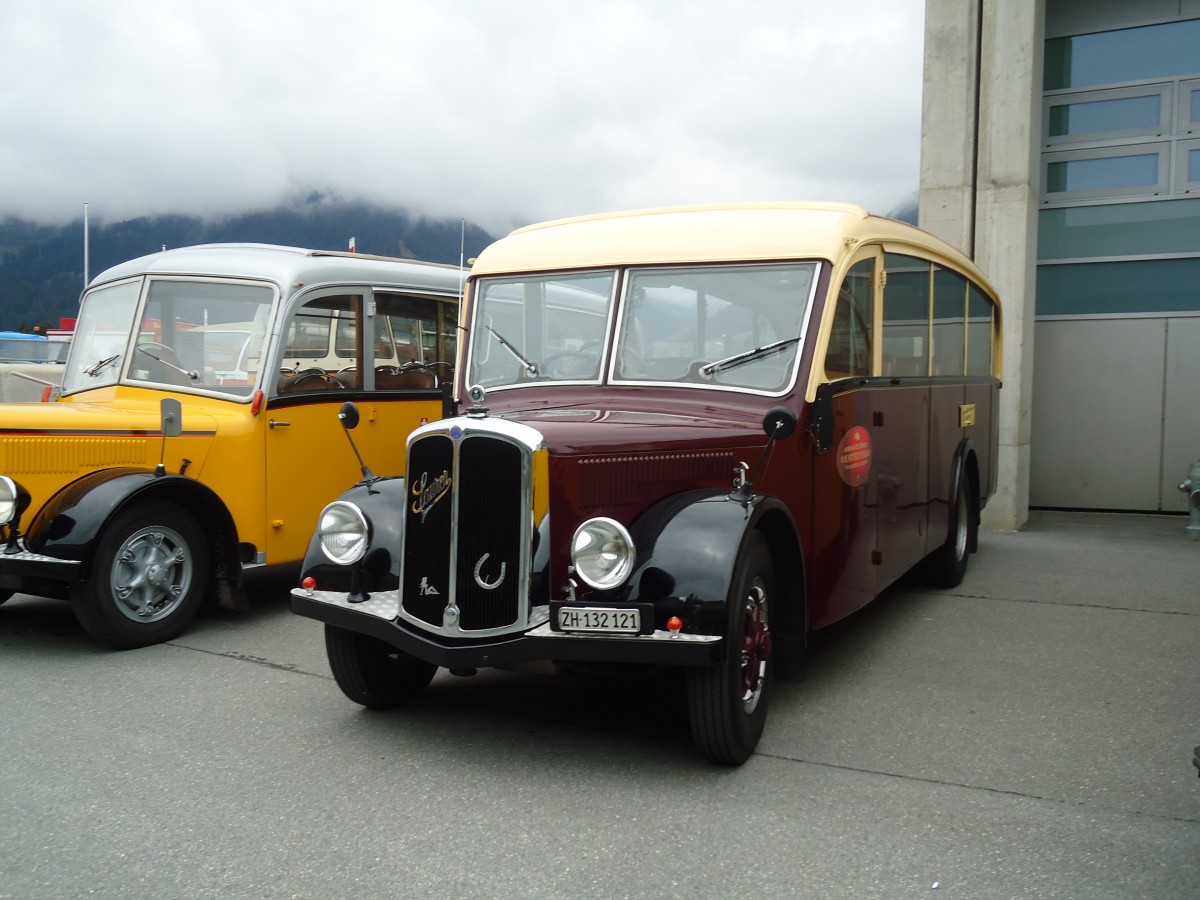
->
919, 0, 1200, 529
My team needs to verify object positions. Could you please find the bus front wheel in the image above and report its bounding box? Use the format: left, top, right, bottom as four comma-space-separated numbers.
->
325, 625, 437, 709
687, 532, 775, 765
72, 500, 209, 649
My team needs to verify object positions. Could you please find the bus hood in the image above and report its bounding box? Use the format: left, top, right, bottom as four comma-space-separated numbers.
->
0, 398, 221, 478
491, 396, 771, 456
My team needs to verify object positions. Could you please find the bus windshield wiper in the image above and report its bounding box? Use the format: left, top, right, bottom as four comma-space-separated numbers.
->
137, 345, 199, 381
699, 337, 800, 377
84, 353, 121, 377
485, 324, 538, 376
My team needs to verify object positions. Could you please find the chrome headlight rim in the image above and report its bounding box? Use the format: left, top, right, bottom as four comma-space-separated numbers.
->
571, 516, 635, 591
317, 501, 370, 566
0, 476, 30, 527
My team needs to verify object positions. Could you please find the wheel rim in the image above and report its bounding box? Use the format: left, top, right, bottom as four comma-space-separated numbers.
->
741, 580, 771, 714
953, 491, 970, 561
109, 524, 194, 623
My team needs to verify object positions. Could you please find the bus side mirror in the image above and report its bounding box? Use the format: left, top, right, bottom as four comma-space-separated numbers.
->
160, 398, 182, 437
762, 406, 797, 441
809, 383, 833, 455
338, 401, 360, 430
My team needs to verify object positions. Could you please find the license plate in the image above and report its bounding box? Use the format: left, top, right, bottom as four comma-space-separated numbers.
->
556, 606, 641, 634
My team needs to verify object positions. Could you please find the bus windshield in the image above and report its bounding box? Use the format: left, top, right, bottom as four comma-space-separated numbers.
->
62, 278, 277, 397
467, 262, 817, 394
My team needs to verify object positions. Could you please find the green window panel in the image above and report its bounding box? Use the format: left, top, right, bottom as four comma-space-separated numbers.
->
1038, 198, 1200, 259
1037, 258, 1200, 316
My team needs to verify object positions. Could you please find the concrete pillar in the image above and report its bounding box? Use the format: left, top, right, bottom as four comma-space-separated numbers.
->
919, 0, 1044, 531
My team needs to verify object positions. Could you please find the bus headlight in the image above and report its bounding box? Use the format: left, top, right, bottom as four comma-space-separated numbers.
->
571, 517, 635, 590
317, 501, 370, 566
0, 476, 31, 527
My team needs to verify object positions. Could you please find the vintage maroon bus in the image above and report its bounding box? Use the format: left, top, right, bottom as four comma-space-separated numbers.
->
291, 203, 1002, 764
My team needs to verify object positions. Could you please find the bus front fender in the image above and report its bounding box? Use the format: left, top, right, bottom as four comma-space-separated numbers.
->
626, 491, 797, 641
26, 468, 243, 605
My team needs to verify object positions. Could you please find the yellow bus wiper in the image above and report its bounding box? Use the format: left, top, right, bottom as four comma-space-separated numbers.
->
84, 353, 121, 377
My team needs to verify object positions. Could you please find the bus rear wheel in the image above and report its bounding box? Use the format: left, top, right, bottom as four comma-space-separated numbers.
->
687, 532, 774, 765
925, 481, 975, 588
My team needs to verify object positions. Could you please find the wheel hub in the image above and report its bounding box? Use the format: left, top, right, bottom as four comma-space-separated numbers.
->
112, 527, 191, 622
741, 584, 770, 708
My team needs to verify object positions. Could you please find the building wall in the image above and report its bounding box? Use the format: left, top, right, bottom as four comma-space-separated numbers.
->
920, 0, 1200, 522
920, 0, 1044, 531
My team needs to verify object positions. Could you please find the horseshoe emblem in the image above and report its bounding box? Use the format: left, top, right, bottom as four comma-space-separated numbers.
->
473, 553, 506, 591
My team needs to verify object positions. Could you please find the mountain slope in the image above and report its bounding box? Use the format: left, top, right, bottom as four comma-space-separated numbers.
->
0, 203, 495, 329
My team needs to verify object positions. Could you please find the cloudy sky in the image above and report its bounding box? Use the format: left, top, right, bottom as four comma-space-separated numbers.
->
0, 0, 925, 236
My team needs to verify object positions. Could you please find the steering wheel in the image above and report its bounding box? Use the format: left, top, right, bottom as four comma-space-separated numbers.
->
135, 341, 192, 383
289, 371, 344, 390
540, 350, 600, 379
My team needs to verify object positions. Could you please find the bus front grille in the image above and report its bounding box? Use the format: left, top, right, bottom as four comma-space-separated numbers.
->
401, 426, 530, 636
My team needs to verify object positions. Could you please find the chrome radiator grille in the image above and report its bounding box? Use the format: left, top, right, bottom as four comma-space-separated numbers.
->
400, 423, 532, 636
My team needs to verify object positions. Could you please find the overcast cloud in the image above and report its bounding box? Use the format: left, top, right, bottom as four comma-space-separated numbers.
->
0, 0, 925, 236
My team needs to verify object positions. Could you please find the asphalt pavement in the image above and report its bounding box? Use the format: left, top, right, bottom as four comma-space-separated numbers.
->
1, 510, 1197, 899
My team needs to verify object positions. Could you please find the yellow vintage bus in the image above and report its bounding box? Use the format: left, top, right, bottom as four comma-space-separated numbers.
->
0, 243, 460, 648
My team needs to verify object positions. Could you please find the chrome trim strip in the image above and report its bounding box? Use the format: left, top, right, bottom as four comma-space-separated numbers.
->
526, 623, 721, 644
0, 548, 82, 570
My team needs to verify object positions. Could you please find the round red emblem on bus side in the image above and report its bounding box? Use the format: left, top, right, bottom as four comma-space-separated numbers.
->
836, 425, 872, 487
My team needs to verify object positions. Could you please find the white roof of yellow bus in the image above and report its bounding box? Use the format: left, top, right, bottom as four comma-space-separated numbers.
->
470, 202, 997, 300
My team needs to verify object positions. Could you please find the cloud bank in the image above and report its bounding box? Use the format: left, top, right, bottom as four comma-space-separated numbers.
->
0, 0, 925, 235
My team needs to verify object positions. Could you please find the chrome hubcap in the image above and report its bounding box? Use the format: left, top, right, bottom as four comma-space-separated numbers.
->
110, 526, 192, 623
741, 582, 770, 714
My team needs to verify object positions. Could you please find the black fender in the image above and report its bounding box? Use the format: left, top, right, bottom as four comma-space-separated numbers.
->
624, 489, 806, 668
300, 476, 408, 593
945, 438, 980, 553
26, 467, 245, 609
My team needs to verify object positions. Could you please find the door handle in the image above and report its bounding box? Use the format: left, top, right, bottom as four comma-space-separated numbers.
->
269, 419, 291, 429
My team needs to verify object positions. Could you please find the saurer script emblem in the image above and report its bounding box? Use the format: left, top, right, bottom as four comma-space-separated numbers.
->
411, 470, 451, 522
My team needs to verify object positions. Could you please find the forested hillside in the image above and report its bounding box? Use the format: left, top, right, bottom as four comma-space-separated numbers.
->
0, 203, 496, 330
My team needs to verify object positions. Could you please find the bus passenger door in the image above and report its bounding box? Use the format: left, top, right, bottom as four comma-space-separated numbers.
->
263, 290, 449, 566
808, 255, 878, 628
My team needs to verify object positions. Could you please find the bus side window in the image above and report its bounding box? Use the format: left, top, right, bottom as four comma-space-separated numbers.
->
882, 254, 931, 377
932, 267, 967, 376
966, 283, 996, 376
825, 258, 874, 379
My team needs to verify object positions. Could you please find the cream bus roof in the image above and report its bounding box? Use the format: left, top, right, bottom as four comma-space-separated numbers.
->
470, 202, 997, 301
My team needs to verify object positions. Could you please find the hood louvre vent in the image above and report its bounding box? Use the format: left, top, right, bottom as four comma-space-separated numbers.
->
578, 451, 734, 509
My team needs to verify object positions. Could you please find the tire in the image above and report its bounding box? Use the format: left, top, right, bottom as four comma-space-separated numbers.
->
325, 624, 437, 709
924, 480, 975, 588
71, 500, 209, 649
687, 532, 775, 765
